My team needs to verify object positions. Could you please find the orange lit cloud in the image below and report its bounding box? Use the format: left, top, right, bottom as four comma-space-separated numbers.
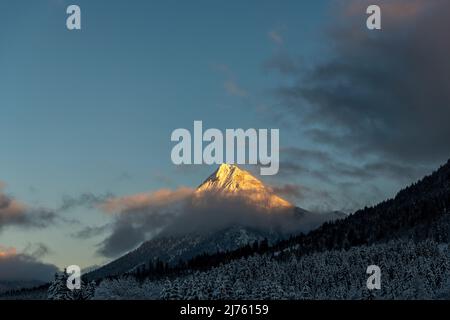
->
0, 182, 27, 220
99, 187, 194, 213
0, 198, 27, 217
0, 181, 56, 230
0, 246, 17, 258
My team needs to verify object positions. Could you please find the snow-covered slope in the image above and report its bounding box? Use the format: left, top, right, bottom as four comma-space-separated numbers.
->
86, 226, 278, 280
0, 280, 44, 294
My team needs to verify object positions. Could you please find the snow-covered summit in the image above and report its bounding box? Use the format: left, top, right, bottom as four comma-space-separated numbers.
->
195, 164, 292, 210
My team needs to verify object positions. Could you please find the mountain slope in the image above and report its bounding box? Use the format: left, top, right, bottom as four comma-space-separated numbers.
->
0, 280, 45, 294
86, 226, 277, 280
273, 159, 450, 255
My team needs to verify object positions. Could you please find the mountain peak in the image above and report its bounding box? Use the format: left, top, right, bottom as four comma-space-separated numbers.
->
214, 163, 241, 182
197, 163, 260, 192
195, 163, 292, 210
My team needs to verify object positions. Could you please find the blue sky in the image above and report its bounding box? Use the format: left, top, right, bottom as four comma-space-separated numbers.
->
2, 0, 448, 271
0, 0, 329, 195
0, 0, 330, 268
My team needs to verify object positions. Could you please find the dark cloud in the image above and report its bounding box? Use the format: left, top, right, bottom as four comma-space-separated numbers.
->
58, 192, 114, 212
97, 212, 176, 258
260, 1, 450, 211
95, 188, 192, 258
275, 146, 427, 211
97, 222, 147, 258
269, 0, 450, 166
21, 209, 57, 229
271, 184, 304, 201
0, 245, 58, 282
280, 147, 428, 184
0, 183, 57, 231
23, 243, 52, 259
160, 192, 298, 238
70, 223, 112, 239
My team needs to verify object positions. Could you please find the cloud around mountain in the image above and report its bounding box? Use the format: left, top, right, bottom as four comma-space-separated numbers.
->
96, 187, 194, 257
94, 165, 311, 258
0, 244, 58, 282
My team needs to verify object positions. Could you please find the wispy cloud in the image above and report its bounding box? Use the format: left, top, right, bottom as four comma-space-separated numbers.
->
270, 184, 304, 201
268, 30, 284, 45
71, 223, 112, 239
224, 80, 248, 97
22, 243, 52, 259
211, 63, 249, 98
58, 192, 114, 212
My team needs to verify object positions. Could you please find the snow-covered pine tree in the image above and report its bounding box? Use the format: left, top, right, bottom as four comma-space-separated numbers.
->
48, 272, 70, 300
47, 271, 96, 300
